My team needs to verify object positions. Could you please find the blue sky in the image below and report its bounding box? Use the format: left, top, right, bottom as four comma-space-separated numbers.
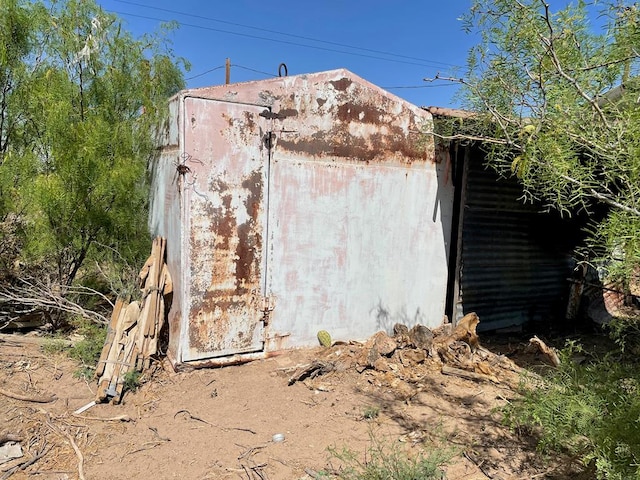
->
96, 1, 475, 108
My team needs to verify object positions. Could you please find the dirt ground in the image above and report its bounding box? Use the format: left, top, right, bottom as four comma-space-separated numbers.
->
0, 333, 588, 480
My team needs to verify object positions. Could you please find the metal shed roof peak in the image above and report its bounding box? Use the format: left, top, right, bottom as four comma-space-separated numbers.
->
176, 68, 426, 112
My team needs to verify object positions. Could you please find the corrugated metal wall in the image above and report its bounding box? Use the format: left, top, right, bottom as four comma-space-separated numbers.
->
458, 149, 576, 331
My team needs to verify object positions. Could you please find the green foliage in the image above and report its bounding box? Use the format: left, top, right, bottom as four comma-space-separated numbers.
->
0, 0, 186, 313
41, 337, 70, 355
504, 344, 640, 479
608, 315, 640, 353
457, 0, 640, 286
123, 370, 141, 392
68, 318, 106, 366
362, 405, 380, 421
73, 366, 94, 380
323, 433, 452, 480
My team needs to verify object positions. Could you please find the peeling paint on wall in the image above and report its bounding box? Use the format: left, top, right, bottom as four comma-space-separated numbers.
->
150, 69, 453, 368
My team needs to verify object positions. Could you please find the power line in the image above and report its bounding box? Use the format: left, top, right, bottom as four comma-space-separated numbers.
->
109, 10, 460, 71
185, 64, 225, 81
185, 62, 459, 88
383, 83, 459, 89
185, 64, 282, 82
113, 0, 460, 69
232, 64, 278, 78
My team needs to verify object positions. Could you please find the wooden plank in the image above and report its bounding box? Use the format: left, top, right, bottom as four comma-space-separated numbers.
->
95, 298, 125, 379
96, 303, 130, 402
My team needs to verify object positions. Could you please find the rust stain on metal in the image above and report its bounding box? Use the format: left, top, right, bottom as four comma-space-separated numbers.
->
274, 76, 432, 164
330, 77, 353, 92
181, 98, 267, 360
277, 126, 428, 163
278, 108, 298, 118
336, 103, 382, 123
152, 71, 448, 367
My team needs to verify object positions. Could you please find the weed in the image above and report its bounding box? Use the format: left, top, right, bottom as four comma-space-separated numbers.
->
322, 431, 453, 480
503, 340, 640, 479
362, 406, 380, 421
68, 318, 106, 366
73, 366, 94, 380
123, 370, 141, 392
41, 338, 69, 355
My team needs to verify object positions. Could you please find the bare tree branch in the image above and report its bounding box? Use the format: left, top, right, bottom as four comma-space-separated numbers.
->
0, 278, 109, 325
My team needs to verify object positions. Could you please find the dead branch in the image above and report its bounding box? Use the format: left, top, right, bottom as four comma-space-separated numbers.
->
73, 414, 132, 422
0, 279, 108, 325
237, 443, 269, 460
124, 441, 164, 456
0, 444, 50, 480
65, 432, 85, 480
0, 387, 56, 404
529, 336, 561, 367
45, 421, 85, 480
174, 409, 212, 426
463, 450, 495, 479
288, 361, 335, 385
0, 334, 72, 348
173, 409, 256, 434
148, 426, 170, 442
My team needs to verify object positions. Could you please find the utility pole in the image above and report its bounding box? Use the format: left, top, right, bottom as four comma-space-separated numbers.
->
225, 58, 230, 85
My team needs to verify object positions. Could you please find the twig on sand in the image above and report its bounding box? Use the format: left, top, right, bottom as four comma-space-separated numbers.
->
73, 414, 132, 422
124, 441, 164, 457
236, 443, 269, 460
45, 421, 85, 480
174, 409, 256, 434
0, 388, 56, 404
1, 444, 51, 480
464, 450, 495, 479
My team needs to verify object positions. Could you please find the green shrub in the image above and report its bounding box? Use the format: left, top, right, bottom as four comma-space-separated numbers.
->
323, 433, 452, 480
504, 341, 640, 479
68, 319, 106, 366
362, 406, 380, 421
41, 337, 70, 355
123, 370, 141, 392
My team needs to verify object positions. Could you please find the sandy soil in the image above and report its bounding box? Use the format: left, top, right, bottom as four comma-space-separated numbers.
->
0, 334, 587, 480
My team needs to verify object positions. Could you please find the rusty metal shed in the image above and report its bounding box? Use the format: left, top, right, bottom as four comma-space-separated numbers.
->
149, 69, 454, 368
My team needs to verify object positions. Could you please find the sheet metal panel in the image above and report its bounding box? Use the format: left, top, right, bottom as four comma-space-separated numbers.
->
181, 97, 269, 361
266, 158, 451, 347
459, 155, 575, 331
148, 97, 184, 361
260, 70, 453, 347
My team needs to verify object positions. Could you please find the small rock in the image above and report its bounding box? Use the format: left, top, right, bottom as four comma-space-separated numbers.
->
393, 323, 409, 336
373, 331, 397, 356
399, 349, 426, 366
390, 378, 415, 400
409, 324, 433, 351
373, 357, 390, 372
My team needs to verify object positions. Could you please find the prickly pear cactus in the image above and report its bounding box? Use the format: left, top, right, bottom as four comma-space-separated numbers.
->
317, 330, 332, 347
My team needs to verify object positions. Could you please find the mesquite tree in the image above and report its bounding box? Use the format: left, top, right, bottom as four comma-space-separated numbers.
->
444, 0, 640, 287
0, 0, 186, 324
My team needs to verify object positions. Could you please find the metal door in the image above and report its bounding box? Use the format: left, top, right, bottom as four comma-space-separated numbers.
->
181, 97, 270, 361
